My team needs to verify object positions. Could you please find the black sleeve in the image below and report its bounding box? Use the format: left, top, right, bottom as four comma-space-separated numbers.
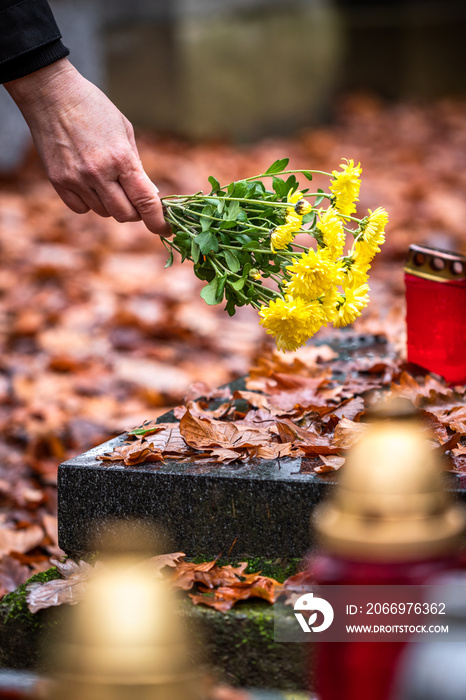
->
0, 0, 69, 84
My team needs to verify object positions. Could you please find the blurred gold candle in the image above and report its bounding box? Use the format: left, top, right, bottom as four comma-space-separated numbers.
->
48, 535, 203, 700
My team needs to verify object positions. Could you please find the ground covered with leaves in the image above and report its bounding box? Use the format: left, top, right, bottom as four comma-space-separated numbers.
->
2, 95, 466, 600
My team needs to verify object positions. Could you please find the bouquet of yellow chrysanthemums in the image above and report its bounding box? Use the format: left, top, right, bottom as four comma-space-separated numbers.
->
161, 158, 388, 352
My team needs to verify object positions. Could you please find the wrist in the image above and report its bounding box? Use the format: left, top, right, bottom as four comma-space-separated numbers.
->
4, 58, 77, 112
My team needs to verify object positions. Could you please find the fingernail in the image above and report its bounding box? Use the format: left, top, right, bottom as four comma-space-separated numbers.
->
152, 182, 159, 194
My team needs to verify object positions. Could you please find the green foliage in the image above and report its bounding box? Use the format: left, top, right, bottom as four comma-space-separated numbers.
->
161, 161, 333, 315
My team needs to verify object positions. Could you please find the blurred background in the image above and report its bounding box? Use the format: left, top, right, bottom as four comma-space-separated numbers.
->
2, 0, 466, 575
3, 0, 466, 163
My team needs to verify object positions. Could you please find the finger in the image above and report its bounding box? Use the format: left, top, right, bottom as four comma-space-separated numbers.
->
119, 168, 171, 237
94, 181, 142, 223
78, 188, 112, 218
53, 185, 90, 214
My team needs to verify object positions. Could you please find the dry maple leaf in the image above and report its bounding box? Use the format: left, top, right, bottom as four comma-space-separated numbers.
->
248, 443, 296, 460
232, 390, 273, 411
0, 556, 30, 598
26, 552, 189, 613
315, 455, 346, 473
42, 513, 64, 558
99, 438, 165, 466
332, 418, 368, 449
390, 372, 452, 405
179, 411, 239, 449
171, 558, 219, 591
193, 562, 249, 589
144, 425, 192, 456
432, 404, 466, 435
0, 525, 44, 558
132, 551, 186, 576
190, 574, 281, 612
179, 410, 269, 451
271, 419, 341, 456
320, 397, 365, 424
26, 558, 94, 613
174, 401, 232, 421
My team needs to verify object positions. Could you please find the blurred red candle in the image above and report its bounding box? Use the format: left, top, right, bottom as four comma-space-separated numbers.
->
310, 402, 466, 700
405, 244, 466, 385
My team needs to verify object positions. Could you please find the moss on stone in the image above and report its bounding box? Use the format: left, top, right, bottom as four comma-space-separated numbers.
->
182, 598, 308, 689
0, 562, 308, 689
3, 567, 60, 623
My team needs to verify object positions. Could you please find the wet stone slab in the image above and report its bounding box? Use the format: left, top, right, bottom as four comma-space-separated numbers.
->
57, 334, 466, 558
57, 432, 336, 558
56, 421, 466, 559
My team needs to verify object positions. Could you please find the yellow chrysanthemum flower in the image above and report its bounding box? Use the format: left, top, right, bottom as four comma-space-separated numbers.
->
287, 190, 303, 206
286, 249, 343, 301
286, 189, 310, 219
353, 239, 375, 266
285, 211, 303, 229
352, 207, 388, 264
316, 207, 346, 260
259, 296, 325, 352
363, 207, 388, 250
343, 261, 371, 288
271, 224, 295, 252
295, 199, 313, 216
319, 287, 343, 323
333, 282, 370, 328
329, 159, 362, 218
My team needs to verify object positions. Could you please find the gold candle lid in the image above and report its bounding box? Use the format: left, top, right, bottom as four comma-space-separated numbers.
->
405, 243, 466, 283
315, 403, 466, 560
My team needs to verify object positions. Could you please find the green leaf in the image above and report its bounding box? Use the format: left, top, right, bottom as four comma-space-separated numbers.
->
230, 277, 246, 291
194, 264, 215, 282
265, 158, 289, 175
224, 249, 241, 273
216, 275, 227, 302
164, 251, 174, 268
302, 171, 313, 181
208, 175, 221, 193
195, 231, 219, 254
191, 240, 200, 264
242, 262, 252, 277
219, 220, 238, 230
180, 243, 191, 263
232, 181, 248, 198
225, 298, 237, 316
302, 212, 316, 225
285, 175, 298, 196
253, 181, 266, 196
272, 177, 287, 198
200, 278, 219, 305
200, 205, 214, 231
173, 231, 190, 245
315, 188, 325, 206
235, 234, 252, 245
225, 200, 241, 222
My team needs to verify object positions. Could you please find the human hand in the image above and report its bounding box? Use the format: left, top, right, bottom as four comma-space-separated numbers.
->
5, 58, 171, 236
